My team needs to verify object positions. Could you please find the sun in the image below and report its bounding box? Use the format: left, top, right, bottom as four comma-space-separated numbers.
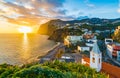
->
18, 26, 32, 33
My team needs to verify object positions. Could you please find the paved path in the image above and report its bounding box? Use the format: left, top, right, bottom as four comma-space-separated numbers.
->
40, 43, 65, 63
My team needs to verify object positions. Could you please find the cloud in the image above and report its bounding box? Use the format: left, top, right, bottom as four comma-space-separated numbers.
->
118, 0, 120, 13
0, 0, 66, 26
84, 0, 89, 3
84, 0, 95, 8
86, 4, 95, 8
117, 8, 120, 13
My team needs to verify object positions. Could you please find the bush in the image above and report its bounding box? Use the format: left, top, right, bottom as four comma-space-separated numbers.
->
0, 61, 107, 78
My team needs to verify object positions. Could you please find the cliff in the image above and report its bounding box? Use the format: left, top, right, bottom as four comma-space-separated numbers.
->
38, 18, 120, 42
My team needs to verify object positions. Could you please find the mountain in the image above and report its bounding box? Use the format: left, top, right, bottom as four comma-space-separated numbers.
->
38, 18, 120, 35
38, 19, 78, 35
76, 16, 89, 20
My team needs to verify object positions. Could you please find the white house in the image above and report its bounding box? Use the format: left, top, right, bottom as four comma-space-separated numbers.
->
82, 28, 88, 32
106, 43, 120, 61
77, 39, 97, 52
105, 38, 113, 45
77, 46, 90, 52
64, 36, 83, 46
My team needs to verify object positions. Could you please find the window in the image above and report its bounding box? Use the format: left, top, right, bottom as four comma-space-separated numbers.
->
92, 57, 95, 63
99, 58, 100, 63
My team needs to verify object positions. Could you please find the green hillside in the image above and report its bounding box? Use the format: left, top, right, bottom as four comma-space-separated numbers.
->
0, 61, 107, 78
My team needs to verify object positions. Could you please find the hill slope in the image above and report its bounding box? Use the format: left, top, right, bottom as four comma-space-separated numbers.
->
38, 18, 120, 35
0, 61, 107, 78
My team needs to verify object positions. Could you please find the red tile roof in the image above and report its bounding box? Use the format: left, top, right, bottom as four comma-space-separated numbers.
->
83, 57, 90, 63
102, 62, 120, 78
113, 46, 120, 51
82, 57, 90, 66
82, 57, 120, 78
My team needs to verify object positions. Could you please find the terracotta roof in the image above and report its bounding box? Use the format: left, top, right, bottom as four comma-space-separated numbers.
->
101, 62, 120, 78
83, 57, 90, 62
82, 57, 120, 78
82, 57, 90, 66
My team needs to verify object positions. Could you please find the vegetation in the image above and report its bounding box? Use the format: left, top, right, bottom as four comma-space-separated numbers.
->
0, 61, 107, 78
38, 18, 120, 42
112, 29, 120, 43
49, 28, 83, 42
81, 51, 90, 57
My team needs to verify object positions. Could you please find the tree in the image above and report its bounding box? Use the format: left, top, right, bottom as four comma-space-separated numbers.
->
112, 29, 120, 42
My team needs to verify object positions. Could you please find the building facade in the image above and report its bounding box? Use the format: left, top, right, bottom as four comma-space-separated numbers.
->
106, 43, 120, 61
64, 36, 83, 46
90, 42, 102, 72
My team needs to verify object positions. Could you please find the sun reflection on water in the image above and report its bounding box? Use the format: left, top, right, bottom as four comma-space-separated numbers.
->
21, 33, 31, 62
23, 33, 29, 48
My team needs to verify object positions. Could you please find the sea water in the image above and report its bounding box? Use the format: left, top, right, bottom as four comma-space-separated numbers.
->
0, 34, 56, 65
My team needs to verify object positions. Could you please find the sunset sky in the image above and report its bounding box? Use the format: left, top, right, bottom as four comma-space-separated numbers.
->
0, 0, 120, 33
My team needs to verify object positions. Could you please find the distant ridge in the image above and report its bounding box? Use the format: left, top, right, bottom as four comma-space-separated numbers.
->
38, 17, 120, 35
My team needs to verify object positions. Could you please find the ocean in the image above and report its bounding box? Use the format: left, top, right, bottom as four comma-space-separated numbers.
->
0, 34, 56, 65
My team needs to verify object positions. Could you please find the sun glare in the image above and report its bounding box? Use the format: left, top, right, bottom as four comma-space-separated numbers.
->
18, 26, 32, 33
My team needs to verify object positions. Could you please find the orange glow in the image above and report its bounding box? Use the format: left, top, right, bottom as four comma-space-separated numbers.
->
18, 26, 32, 33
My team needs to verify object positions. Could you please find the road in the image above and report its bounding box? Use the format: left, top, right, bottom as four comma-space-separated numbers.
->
40, 43, 65, 63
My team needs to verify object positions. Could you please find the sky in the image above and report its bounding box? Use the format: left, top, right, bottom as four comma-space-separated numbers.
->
0, 0, 120, 33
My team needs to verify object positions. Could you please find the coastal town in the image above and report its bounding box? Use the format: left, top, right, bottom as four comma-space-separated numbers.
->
40, 24, 120, 78
1, 0, 120, 78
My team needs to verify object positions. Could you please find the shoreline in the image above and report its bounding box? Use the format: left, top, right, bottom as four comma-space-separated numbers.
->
18, 42, 60, 66
0, 34, 58, 66
36, 42, 60, 60
39, 42, 64, 63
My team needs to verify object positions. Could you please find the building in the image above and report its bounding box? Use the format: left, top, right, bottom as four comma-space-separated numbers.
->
82, 57, 120, 78
106, 43, 120, 61
90, 42, 102, 72
77, 46, 90, 52
77, 39, 97, 52
58, 55, 75, 63
82, 28, 88, 32
85, 40, 95, 47
81, 42, 120, 78
105, 38, 113, 45
95, 30, 102, 34
74, 22, 91, 26
83, 31, 96, 40
64, 36, 83, 46
82, 42, 102, 72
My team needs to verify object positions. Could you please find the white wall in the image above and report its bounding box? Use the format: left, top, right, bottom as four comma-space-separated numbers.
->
86, 43, 94, 47
67, 36, 83, 43
106, 44, 113, 58
90, 52, 102, 72
117, 51, 120, 61
77, 46, 90, 52
105, 38, 113, 45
